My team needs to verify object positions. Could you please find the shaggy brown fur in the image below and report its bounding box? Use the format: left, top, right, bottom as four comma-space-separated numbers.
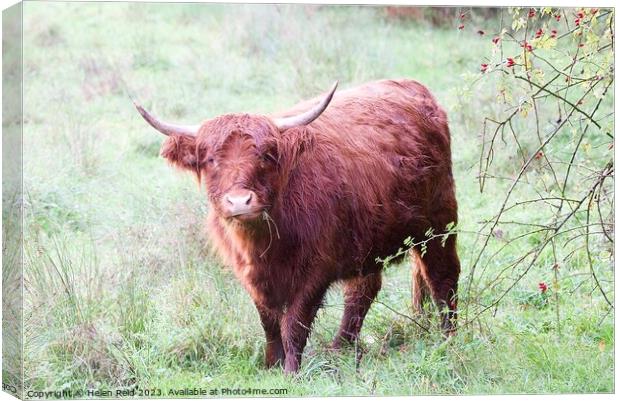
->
159, 79, 460, 373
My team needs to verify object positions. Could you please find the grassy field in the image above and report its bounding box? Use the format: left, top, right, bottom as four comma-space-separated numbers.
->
16, 2, 613, 396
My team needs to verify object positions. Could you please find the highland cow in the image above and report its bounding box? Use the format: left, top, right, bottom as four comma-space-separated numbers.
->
135, 79, 461, 373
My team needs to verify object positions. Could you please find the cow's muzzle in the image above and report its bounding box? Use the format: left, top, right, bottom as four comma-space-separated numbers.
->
222, 189, 262, 220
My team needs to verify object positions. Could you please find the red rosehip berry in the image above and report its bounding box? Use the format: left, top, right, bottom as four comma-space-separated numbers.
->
506, 58, 515, 67
492, 37, 500, 44
480, 63, 489, 73
538, 282, 548, 293
458, 24, 465, 30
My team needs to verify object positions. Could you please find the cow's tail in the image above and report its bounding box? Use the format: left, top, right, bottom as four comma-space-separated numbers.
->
410, 249, 431, 314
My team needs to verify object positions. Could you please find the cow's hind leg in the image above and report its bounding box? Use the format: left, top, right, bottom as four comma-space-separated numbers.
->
332, 273, 382, 349
417, 236, 460, 334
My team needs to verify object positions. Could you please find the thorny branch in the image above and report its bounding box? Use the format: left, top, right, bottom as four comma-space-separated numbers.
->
365, 8, 613, 336
463, 7, 614, 328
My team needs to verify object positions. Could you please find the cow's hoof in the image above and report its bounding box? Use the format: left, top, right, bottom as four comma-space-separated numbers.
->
329, 339, 343, 351
283, 359, 300, 375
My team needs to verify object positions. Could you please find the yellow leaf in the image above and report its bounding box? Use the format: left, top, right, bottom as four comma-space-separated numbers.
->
598, 340, 606, 352
519, 102, 531, 118
581, 142, 592, 153
533, 69, 545, 85
536, 36, 557, 50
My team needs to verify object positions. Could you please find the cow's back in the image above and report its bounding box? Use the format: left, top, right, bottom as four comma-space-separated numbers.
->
272, 79, 455, 276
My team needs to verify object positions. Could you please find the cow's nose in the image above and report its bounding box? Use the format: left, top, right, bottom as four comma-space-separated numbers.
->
226, 192, 252, 206
223, 190, 256, 217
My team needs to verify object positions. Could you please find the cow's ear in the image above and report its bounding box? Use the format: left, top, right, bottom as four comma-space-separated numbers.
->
160, 135, 199, 170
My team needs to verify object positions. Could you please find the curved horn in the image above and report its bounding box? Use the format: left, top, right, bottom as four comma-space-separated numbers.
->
273, 81, 338, 132
134, 102, 200, 137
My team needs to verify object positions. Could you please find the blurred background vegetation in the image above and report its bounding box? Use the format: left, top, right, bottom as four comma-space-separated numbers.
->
16, 2, 613, 396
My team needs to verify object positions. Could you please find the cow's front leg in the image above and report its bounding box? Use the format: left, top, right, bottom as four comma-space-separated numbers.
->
280, 288, 327, 373
255, 303, 284, 368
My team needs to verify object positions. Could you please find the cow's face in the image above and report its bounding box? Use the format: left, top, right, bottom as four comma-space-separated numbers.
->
158, 115, 280, 223
135, 82, 338, 224
201, 116, 280, 223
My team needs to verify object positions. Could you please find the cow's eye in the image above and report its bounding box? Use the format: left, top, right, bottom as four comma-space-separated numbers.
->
207, 157, 215, 164
261, 153, 277, 164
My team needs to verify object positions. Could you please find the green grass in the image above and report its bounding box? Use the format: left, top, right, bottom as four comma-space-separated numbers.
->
17, 3, 613, 396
